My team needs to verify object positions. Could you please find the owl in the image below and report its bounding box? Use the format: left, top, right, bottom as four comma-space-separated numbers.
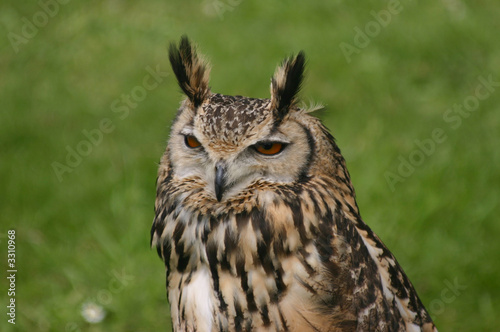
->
151, 36, 437, 332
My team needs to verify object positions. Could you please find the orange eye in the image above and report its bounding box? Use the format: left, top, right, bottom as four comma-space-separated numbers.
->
184, 135, 201, 148
254, 142, 286, 155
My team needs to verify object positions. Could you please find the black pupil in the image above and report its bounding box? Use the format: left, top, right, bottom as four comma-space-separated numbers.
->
261, 142, 274, 150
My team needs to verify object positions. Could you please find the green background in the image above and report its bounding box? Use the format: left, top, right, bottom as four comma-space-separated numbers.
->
1, 0, 499, 331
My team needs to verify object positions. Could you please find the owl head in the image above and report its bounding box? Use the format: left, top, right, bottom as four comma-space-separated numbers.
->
164, 36, 350, 204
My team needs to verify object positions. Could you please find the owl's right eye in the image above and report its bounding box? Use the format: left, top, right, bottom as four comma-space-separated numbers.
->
184, 135, 202, 148
253, 141, 287, 155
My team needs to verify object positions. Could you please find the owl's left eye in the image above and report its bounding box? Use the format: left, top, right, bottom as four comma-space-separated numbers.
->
253, 141, 287, 155
184, 135, 202, 148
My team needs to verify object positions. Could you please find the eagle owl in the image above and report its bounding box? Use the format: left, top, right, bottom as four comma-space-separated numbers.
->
151, 36, 437, 332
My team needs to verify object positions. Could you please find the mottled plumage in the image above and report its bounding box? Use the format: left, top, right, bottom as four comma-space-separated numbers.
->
151, 36, 437, 332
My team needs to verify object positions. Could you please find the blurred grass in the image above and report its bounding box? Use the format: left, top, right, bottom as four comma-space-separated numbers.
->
1, 0, 499, 330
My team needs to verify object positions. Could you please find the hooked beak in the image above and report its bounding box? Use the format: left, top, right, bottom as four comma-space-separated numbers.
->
215, 162, 227, 202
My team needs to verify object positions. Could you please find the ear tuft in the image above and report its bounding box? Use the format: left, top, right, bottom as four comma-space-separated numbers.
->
270, 52, 306, 121
169, 36, 211, 107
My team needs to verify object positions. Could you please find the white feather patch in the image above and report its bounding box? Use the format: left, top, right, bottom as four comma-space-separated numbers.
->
180, 267, 214, 332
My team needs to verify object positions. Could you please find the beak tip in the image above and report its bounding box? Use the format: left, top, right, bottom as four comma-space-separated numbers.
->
215, 187, 223, 202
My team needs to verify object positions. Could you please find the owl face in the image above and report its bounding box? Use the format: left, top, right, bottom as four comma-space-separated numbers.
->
163, 36, 325, 203
168, 93, 314, 202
